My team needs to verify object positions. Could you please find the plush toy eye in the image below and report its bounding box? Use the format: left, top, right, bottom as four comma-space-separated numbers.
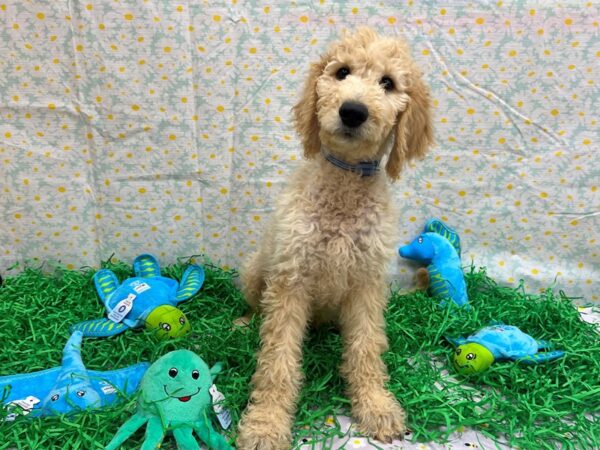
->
161, 322, 171, 331
455, 348, 462, 355
51, 394, 59, 402
335, 67, 350, 80
380, 76, 394, 92
76, 391, 86, 397
179, 316, 186, 325
169, 367, 178, 378
466, 353, 476, 360
418, 237, 424, 244
191, 370, 200, 380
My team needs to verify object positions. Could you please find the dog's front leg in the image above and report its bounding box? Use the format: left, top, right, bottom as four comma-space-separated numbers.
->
340, 281, 406, 443
237, 278, 311, 450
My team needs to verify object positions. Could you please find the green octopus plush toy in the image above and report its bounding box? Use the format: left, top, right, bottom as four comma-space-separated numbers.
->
105, 350, 233, 450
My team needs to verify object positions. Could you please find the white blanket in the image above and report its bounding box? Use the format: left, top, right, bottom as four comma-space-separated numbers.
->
0, 1, 597, 303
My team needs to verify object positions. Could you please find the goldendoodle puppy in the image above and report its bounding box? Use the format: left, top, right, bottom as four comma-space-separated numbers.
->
237, 27, 433, 450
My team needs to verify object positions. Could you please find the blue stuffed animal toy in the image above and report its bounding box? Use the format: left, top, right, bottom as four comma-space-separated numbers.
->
0, 331, 149, 420
70, 254, 205, 339
446, 324, 565, 375
399, 218, 468, 308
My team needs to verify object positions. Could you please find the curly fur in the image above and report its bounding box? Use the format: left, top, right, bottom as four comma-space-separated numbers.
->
237, 28, 434, 450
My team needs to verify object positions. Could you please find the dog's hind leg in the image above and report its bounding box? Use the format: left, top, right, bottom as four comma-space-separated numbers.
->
235, 250, 268, 327
241, 250, 266, 312
340, 280, 407, 443
237, 277, 311, 450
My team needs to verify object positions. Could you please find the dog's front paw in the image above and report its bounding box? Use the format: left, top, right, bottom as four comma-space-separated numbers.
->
353, 390, 406, 443
236, 404, 292, 450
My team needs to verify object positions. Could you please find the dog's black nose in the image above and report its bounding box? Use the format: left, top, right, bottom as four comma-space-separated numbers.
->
339, 101, 369, 128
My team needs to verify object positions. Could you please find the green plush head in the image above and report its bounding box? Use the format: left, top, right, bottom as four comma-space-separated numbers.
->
453, 343, 494, 375
145, 305, 191, 340
139, 350, 220, 422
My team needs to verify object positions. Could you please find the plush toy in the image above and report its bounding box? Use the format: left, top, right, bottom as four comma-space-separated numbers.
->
0, 331, 149, 420
71, 254, 204, 339
399, 218, 469, 308
446, 324, 565, 375
105, 350, 233, 450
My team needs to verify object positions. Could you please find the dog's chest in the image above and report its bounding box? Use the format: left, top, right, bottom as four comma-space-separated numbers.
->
310, 194, 378, 245
299, 179, 394, 263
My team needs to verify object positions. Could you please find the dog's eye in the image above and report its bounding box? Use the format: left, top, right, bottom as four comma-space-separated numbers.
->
335, 67, 350, 80
380, 76, 394, 92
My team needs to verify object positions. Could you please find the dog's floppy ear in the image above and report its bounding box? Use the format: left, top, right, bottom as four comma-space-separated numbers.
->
293, 57, 327, 159
386, 74, 434, 180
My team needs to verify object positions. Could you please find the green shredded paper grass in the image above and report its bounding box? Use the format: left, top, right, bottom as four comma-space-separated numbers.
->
0, 258, 598, 449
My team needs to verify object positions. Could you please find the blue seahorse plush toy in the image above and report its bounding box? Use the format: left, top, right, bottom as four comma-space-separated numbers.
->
0, 331, 149, 420
71, 254, 204, 339
399, 218, 468, 308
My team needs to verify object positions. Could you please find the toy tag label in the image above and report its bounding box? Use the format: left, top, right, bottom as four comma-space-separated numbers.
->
100, 382, 117, 395
4, 396, 40, 421
131, 281, 151, 294
108, 293, 136, 322
209, 384, 232, 430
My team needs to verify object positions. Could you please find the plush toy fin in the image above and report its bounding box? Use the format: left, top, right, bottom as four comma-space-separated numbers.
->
209, 362, 224, 382
424, 218, 462, 257
172, 428, 201, 450
93, 269, 119, 305
133, 254, 161, 279
142, 416, 166, 448
61, 331, 86, 373
70, 319, 129, 337
518, 350, 565, 364
105, 412, 149, 450
536, 339, 552, 350
193, 411, 235, 450
87, 362, 150, 397
174, 264, 205, 302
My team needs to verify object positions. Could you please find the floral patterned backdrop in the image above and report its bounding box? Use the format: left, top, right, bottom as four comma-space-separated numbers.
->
0, 0, 598, 302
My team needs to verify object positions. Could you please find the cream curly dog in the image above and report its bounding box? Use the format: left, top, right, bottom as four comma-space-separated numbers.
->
237, 28, 433, 450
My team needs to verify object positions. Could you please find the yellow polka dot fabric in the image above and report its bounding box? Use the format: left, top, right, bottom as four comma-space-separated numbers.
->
0, 1, 597, 302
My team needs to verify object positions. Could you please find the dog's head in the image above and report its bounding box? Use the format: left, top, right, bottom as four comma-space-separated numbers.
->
293, 28, 433, 180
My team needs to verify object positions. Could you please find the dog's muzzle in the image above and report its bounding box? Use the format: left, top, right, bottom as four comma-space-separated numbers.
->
339, 101, 369, 128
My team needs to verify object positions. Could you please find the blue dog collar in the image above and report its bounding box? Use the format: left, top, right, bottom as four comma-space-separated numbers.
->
321, 148, 380, 177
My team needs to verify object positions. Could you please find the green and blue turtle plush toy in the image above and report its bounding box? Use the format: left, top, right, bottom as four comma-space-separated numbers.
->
447, 324, 565, 375
400, 218, 469, 308
71, 254, 205, 340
